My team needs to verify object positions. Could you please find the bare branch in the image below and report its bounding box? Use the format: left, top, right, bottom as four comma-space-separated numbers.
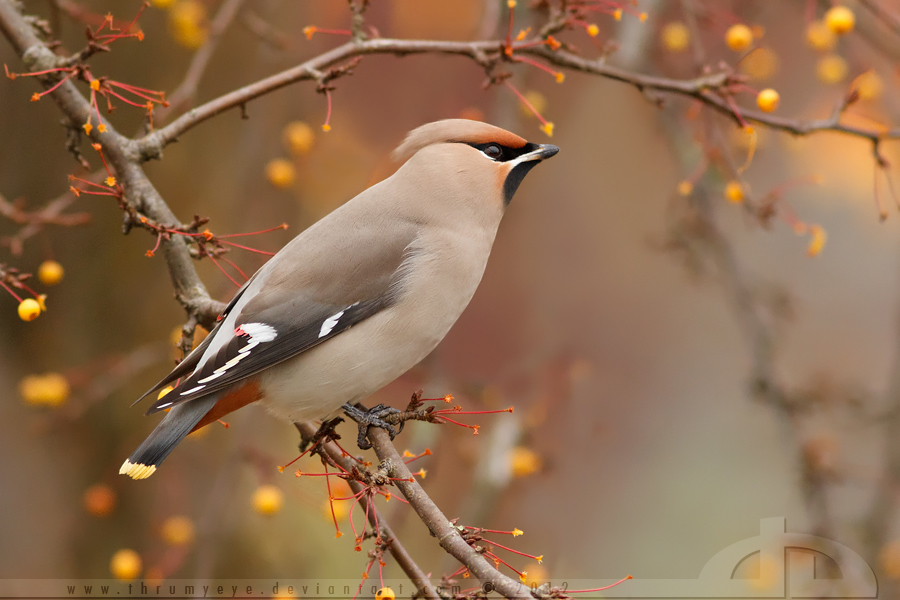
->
160, 0, 246, 118
294, 422, 441, 600
366, 426, 533, 600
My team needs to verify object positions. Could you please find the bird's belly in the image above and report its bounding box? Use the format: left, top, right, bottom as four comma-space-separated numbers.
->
258, 228, 493, 424
258, 273, 481, 422
257, 311, 432, 422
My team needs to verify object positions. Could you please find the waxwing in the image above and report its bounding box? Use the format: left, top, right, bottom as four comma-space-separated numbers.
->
121, 119, 559, 479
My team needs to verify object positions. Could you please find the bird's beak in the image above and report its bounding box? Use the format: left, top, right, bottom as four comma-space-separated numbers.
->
521, 143, 560, 162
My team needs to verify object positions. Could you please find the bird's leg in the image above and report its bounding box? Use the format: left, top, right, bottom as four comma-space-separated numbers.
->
342, 402, 404, 450
297, 416, 344, 454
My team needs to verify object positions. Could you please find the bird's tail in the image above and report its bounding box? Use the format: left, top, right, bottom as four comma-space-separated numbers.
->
119, 394, 219, 480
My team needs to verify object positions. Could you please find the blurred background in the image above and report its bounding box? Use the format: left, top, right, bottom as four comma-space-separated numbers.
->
2, 0, 900, 595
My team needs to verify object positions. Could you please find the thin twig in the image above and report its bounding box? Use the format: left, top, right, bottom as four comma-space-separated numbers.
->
160, 0, 246, 118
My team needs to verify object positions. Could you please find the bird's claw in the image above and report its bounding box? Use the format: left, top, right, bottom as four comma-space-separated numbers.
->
342, 403, 404, 450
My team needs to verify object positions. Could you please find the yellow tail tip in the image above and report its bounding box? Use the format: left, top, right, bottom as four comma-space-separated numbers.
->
120, 460, 157, 479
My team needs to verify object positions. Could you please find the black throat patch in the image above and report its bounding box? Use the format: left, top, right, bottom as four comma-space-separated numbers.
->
503, 161, 539, 205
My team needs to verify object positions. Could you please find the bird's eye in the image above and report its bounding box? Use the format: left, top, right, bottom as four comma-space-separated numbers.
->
484, 144, 502, 159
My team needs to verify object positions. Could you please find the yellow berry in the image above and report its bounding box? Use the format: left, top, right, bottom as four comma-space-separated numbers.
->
375, 588, 395, 600
528, 564, 549, 586
161, 515, 195, 546
17, 298, 41, 321
322, 497, 350, 522
881, 541, 900, 580
283, 121, 315, 156
756, 88, 780, 112
19, 373, 70, 406
519, 91, 547, 118
825, 6, 855, 35
807, 225, 827, 257
510, 446, 542, 478
83, 484, 117, 517
855, 71, 884, 100
265, 158, 296, 189
806, 20, 836, 51
725, 24, 753, 51
252, 484, 284, 516
740, 47, 778, 81
169, 1, 208, 49
817, 54, 848, 84
586, 24, 599, 37
37, 260, 64, 285
725, 180, 745, 203
661, 22, 690, 52
110, 549, 142, 581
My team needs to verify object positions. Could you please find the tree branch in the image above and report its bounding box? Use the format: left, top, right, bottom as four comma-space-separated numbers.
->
135, 37, 899, 160
0, 0, 223, 327
366, 426, 533, 600
293, 422, 441, 600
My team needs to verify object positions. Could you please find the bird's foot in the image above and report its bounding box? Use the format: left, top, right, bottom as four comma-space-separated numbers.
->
342, 402, 404, 450
298, 416, 344, 453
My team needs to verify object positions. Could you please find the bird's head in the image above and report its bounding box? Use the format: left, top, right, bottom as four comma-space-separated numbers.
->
392, 119, 559, 212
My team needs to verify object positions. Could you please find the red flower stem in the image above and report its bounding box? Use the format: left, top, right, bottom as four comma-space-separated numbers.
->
565, 576, 633, 593
511, 55, 559, 78
219, 257, 248, 281
0, 279, 23, 302
207, 255, 241, 287
483, 551, 524, 579
219, 240, 276, 256
482, 538, 542, 561
218, 224, 288, 238
503, 81, 551, 127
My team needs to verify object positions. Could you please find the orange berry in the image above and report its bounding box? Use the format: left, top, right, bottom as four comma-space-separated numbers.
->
725, 181, 745, 203
807, 225, 827, 257
283, 121, 315, 156
37, 260, 64, 285
510, 447, 542, 478
17, 298, 40, 321
661, 22, 690, 52
825, 6, 854, 35
375, 588, 395, 600
880, 541, 900, 580
110, 549, 142, 581
855, 71, 883, 100
817, 54, 848, 84
756, 88, 780, 112
740, 47, 778, 81
265, 158, 296, 189
161, 515, 195, 546
806, 20, 836, 51
83, 484, 117, 517
252, 484, 283, 516
19, 373, 70, 407
586, 24, 599, 37
169, 0, 208, 49
725, 24, 753, 51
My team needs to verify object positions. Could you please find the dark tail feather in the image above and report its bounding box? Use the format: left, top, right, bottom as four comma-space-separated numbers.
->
119, 394, 219, 479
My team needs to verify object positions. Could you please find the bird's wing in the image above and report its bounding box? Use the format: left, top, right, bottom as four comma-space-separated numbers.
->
143, 218, 418, 415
